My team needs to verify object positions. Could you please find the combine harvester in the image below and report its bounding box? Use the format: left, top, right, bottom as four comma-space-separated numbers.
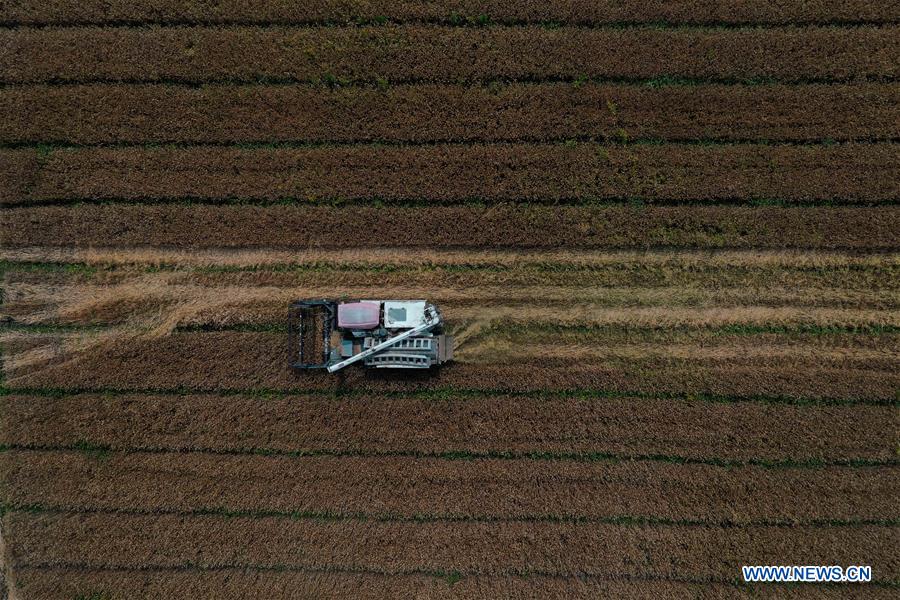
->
288, 300, 452, 372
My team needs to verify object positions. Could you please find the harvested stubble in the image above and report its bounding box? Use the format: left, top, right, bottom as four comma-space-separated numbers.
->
5, 271, 900, 322
3, 143, 898, 204
4, 205, 899, 250
3, 450, 897, 522
6, 332, 898, 400
6, 258, 898, 319
5, 512, 897, 580
7, 282, 898, 326
4, 0, 899, 26
2, 26, 898, 84
3, 393, 895, 462
4, 249, 897, 290
4, 83, 899, 144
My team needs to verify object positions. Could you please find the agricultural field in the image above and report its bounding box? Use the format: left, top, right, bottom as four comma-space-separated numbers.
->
1, 1, 899, 598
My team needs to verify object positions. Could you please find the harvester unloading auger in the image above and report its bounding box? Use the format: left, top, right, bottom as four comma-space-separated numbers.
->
288, 300, 453, 372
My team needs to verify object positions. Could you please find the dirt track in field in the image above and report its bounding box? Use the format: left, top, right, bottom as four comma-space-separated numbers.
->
2, 5, 898, 597
5, 83, 899, 144
3, 26, 899, 84
4, 143, 899, 204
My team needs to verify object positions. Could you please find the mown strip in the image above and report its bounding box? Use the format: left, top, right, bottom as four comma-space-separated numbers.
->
3, 143, 897, 205
9, 312, 898, 336
2, 83, 898, 144
4, 206, 898, 250
4, 252, 897, 272
0, 246, 900, 272
4, 269, 900, 311
5, 512, 896, 581
1, 25, 897, 84
171, 322, 900, 335
7, 288, 896, 327
3, 1, 899, 27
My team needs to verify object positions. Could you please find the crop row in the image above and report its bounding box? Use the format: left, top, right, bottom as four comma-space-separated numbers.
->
14, 568, 864, 600
3, 83, 899, 144
6, 332, 898, 399
2, 26, 898, 84
4, 205, 899, 249
6, 512, 897, 580
3, 449, 897, 522
3, 392, 895, 463
4, 143, 900, 204
1, 247, 896, 270
4, 0, 898, 26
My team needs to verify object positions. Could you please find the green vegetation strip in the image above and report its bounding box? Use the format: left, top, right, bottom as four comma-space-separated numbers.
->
2, 442, 896, 469
1, 502, 895, 528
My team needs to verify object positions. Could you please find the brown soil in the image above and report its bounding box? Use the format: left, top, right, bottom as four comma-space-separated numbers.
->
4, 83, 899, 144
3, 143, 898, 204
3, 393, 895, 462
5, 512, 897, 580
4, 1, 898, 26
2, 26, 898, 84
5, 205, 899, 250
4, 450, 897, 522
7, 332, 898, 400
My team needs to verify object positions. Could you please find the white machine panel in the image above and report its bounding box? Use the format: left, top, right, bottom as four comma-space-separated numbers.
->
382, 300, 427, 328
